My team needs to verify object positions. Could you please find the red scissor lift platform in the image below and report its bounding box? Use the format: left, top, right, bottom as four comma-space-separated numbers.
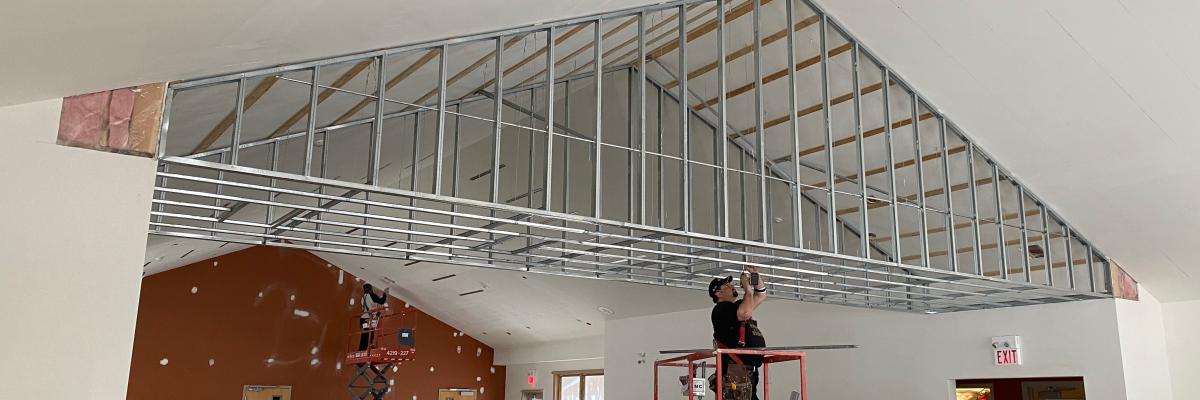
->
345, 346, 418, 364
345, 309, 416, 400
345, 308, 417, 364
654, 348, 809, 400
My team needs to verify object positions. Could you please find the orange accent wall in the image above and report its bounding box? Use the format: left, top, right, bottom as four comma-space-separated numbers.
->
127, 246, 505, 399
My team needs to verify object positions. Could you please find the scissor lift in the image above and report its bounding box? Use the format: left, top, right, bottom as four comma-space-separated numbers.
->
345, 309, 417, 400
657, 343, 854, 400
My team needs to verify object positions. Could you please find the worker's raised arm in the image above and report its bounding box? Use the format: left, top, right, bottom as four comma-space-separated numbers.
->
736, 266, 768, 321
367, 286, 388, 304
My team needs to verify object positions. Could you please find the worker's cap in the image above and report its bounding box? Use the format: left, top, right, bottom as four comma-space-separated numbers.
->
708, 276, 733, 302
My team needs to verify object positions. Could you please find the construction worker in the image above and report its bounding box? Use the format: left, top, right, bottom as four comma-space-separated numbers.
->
358, 283, 389, 352
708, 266, 768, 400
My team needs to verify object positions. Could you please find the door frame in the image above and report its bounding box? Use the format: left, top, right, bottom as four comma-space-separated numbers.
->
241, 385, 292, 400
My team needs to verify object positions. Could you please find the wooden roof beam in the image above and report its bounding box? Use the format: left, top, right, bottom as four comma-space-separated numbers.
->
805, 141, 963, 190
693, 43, 851, 113
506, 21, 619, 89
901, 234, 1042, 263
834, 176, 994, 215
774, 112, 935, 165
645, 0, 769, 60
734, 79, 889, 140
267, 59, 375, 138
662, 13, 820, 90
391, 34, 530, 116
551, 1, 721, 84
894, 234, 1089, 280
871, 208, 1041, 244
328, 49, 443, 127
191, 76, 279, 153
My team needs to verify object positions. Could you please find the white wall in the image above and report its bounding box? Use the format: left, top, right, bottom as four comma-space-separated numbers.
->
0, 99, 157, 399
498, 336, 605, 400
606, 299, 1131, 400
1114, 286, 1174, 399
504, 359, 604, 400
1164, 298, 1200, 399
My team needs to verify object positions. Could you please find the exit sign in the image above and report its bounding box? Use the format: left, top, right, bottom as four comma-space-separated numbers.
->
991, 335, 1022, 366
994, 348, 1021, 366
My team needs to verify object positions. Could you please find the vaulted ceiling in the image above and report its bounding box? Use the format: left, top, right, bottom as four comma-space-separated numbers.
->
119, 0, 1200, 331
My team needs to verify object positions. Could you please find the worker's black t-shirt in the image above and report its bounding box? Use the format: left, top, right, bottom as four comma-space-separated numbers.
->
711, 300, 766, 367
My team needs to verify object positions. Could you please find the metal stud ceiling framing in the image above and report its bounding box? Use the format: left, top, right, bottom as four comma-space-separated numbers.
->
151, 0, 1112, 313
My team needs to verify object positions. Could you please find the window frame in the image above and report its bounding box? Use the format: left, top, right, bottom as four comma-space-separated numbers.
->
552, 369, 604, 400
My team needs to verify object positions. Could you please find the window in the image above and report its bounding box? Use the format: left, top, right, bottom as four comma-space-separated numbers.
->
554, 370, 603, 400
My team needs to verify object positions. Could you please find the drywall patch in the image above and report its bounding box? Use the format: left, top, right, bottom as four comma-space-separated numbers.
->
159, 358, 169, 366
293, 309, 311, 318
190, 286, 198, 294
208, 358, 215, 367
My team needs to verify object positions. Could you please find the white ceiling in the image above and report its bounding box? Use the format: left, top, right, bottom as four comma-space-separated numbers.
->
311, 251, 706, 349
0, 0, 667, 107
818, 0, 1200, 301
142, 235, 710, 351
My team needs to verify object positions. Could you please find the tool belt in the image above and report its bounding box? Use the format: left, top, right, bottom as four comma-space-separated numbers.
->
706, 364, 753, 400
